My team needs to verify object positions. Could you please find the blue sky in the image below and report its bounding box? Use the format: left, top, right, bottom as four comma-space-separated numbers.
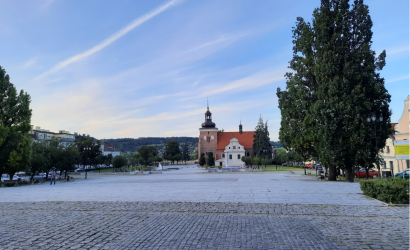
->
0, 0, 408, 140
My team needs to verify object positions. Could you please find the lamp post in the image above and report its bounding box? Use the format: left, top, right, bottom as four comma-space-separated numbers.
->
367, 113, 383, 178
84, 146, 90, 179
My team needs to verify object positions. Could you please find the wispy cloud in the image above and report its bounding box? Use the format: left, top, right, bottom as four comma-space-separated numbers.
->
386, 45, 409, 56
386, 75, 409, 83
35, 0, 183, 80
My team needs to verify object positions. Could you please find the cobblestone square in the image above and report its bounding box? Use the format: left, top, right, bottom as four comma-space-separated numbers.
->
0, 165, 408, 249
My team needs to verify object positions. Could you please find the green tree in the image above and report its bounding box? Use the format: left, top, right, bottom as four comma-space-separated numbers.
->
112, 155, 128, 170
59, 144, 81, 179
131, 152, 141, 167
252, 115, 272, 158
252, 156, 261, 169
0, 66, 32, 180
277, 0, 391, 182
199, 153, 206, 166
274, 149, 288, 165
261, 157, 271, 168
164, 140, 181, 164
181, 143, 190, 164
75, 137, 102, 179
207, 152, 215, 166
139, 145, 158, 167
26, 140, 47, 181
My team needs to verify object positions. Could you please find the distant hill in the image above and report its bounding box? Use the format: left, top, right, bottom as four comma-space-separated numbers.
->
104, 137, 198, 152
270, 141, 283, 148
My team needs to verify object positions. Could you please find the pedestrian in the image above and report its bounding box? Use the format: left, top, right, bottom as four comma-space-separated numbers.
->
50, 172, 56, 185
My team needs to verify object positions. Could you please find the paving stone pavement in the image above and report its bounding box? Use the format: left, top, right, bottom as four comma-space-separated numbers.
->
0, 202, 408, 250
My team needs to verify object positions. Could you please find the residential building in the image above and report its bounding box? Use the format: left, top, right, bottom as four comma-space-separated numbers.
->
380, 123, 398, 176
100, 140, 121, 157
29, 126, 75, 146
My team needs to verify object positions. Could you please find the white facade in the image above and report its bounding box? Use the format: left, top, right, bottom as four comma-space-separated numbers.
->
216, 137, 245, 167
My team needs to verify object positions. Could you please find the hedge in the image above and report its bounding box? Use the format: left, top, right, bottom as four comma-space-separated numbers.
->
360, 178, 409, 204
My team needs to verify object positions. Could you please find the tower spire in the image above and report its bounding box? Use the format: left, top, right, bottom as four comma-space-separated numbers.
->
207, 98, 209, 110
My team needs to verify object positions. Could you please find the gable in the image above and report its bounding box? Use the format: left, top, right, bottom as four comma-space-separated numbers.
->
217, 131, 254, 150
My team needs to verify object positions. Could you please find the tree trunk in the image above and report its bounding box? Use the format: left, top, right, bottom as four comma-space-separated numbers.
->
366, 168, 369, 179
345, 165, 354, 182
304, 167, 306, 175
328, 165, 337, 181
342, 169, 345, 177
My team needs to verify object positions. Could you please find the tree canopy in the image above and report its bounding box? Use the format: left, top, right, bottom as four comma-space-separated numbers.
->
252, 115, 272, 158
164, 140, 181, 164
277, 0, 391, 181
0, 66, 32, 179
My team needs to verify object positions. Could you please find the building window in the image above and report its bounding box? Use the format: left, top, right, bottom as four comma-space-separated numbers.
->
222, 154, 225, 158
229, 147, 230, 149
229, 154, 232, 159
208, 132, 209, 134
207, 137, 210, 142
389, 161, 393, 170
407, 160, 410, 169
203, 136, 206, 140
386, 146, 390, 154
211, 135, 214, 140
233, 146, 236, 149
239, 147, 240, 149
237, 154, 240, 159
247, 152, 250, 156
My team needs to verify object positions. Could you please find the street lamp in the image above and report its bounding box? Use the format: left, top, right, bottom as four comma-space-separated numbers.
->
367, 112, 384, 178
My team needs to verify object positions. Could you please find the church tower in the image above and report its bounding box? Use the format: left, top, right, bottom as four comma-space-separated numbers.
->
239, 120, 243, 134
198, 101, 218, 162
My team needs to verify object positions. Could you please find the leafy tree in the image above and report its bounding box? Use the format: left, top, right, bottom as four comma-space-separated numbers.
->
261, 157, 271, 168
252, 156, 261, 169
75, 137, 102, 179
190, 152, 198, 160
131, 152, 141, 167
112, 155, 128, 170
277, 0, 391, 182
164, 140, 181, 164
274, 149, 288, 165
58, 144, 81, 179
207, 152, 215, 166
0, 66, 32, 180
181, 143, 190, 163
26, 140, 47, 181
252, 115, 272, 158
199, 153, 206, 166
107, 153, 113, 166
139, 145, 158, 167
172, 154, 182, 165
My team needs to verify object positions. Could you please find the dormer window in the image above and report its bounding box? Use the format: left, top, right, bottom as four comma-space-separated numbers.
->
233, 146, 236, 149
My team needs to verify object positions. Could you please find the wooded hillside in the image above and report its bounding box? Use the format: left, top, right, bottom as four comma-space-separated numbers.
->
104, 137, 198, 152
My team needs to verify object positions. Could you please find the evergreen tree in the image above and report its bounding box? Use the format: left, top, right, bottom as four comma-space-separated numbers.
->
0, 66, 32, 179
252, 115, 272, 158
199, 153, 206, 166
277, 0, 390, 182
207, 152, 215, 166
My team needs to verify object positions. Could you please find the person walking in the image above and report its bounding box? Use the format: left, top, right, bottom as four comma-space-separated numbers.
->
50, 172, 56, 185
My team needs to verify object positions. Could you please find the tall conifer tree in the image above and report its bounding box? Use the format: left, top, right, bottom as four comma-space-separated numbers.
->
277, 0, 391, 182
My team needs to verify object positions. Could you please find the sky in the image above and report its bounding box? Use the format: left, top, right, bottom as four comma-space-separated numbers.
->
0, 0, 408, 140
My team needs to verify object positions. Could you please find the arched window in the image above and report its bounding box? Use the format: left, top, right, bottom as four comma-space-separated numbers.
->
237, 154, 241, 159
229, 147, 230, 149
247, 152, 250, 156
222, 153, 225, 158
229, 154, 232, 159
207, 137, 210, 142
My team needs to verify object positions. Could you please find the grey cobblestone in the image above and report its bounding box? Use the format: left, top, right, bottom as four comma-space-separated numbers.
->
0, 202, 408, 249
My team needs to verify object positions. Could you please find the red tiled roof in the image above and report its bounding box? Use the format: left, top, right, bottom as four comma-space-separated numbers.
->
217, 131, 255, 150
104, 142, 120, 152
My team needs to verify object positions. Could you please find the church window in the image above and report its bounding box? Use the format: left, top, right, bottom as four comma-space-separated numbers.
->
208, 132, 209, 134
247, 152, 250, 156
229, 154, 232, 159
204, 136, 206, 140
211, 135, 214, 139
222, 154, 225, 158
237, 154, 240, 159
207, 137, 210, 142
233, 146, 236, 149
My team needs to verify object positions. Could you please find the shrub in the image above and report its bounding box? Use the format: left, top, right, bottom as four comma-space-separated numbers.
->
360, 178, 409, 204
3, 182, 16, 187
217, 166, 222, 169
204, 165, 209, 170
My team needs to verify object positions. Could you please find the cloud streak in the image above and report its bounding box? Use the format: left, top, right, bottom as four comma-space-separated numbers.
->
35, 0, 183, 80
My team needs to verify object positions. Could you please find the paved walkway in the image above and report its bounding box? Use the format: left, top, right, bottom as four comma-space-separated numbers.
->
1, 165, 384, 205
1, 165, 408, 249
